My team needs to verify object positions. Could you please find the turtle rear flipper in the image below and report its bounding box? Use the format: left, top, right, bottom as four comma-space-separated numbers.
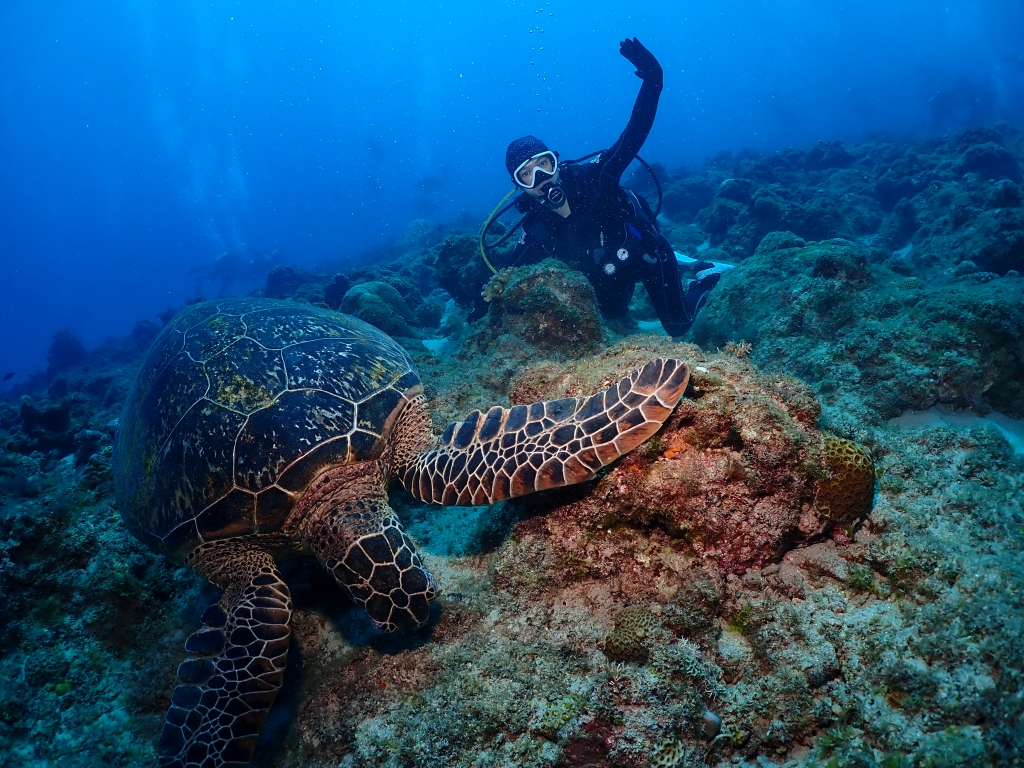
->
158, 542, 291, 768
398, 358, 689, 505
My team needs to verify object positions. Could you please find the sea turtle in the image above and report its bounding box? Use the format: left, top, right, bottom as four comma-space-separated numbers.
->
113, 297, 690, 767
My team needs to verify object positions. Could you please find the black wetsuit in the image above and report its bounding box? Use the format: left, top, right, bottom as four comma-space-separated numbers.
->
506, 76, 694, 335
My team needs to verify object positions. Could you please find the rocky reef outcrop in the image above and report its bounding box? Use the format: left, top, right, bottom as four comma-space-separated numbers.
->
505, 341, 872, 573
2, 126, 1024, 768
469, 259, 606, 358
657, 125, 1024, 278
691, 233, 1024, 420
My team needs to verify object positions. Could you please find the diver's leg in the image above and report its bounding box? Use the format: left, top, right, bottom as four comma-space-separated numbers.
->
641, 253, 717, 338
159, 540, 291, 768
590, 271, 635, 321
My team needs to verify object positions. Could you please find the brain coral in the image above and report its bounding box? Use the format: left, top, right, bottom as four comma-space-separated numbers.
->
538, 693, 585, 737
814, 435, 875, 529
650, 738, 685, 768
602, 606, 663, 663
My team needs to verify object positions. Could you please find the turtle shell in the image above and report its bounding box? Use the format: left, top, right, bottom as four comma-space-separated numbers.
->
113, 298, 421, 558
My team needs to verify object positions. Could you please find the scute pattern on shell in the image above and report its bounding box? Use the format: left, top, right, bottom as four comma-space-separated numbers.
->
814, 435, 875, 527
113, 298, 420, 557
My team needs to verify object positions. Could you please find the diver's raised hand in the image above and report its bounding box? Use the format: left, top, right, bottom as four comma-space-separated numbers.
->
619, 37, 662, 84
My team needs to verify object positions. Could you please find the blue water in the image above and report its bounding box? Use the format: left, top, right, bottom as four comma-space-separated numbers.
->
1, 0, 1022, 381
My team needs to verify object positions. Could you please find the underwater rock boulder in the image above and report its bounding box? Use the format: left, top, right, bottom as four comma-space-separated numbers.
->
874, 149, 932, 208
955, 142, 1021, 182
339, 280, 419, 337
811, 239, 871, 282
703, 183, 852, 258
957, 207, 1024, 275
692, 230, 1024, 418
804, 140, 853, 171
702, 197, 745, 244
661, 176, 716, 222
323, 273, 352, 310
393, 218, 446, 253
130, 320, 161, 350
470, 259, 605, 357
264, 264, 326, 302
375, 274, 425, 314
434, 233, 495, 310
45, 330, 87, 377
692, 233, 875, 349
716, 177, 754, 204
15, 396, 74, 454
503, 340, 873, 574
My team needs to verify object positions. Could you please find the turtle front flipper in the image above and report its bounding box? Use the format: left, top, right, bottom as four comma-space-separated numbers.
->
398, 358, 690, 505
158, 541, 291, 768
300, 493, 437, 633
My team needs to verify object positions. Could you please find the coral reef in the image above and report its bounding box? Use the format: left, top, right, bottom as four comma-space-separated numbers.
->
2, 126, 1023, 768
655, 125, 1024, 276
692, 233, 1024, 421
504, 339, 868, 572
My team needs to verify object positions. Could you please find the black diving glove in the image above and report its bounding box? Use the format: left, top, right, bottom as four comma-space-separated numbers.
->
619, 37, 663, 85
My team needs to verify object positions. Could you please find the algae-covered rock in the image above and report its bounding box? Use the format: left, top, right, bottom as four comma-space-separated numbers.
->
469, 259, 605, 358
339, 280, 419, 337
692, 231, 1024, 418
503, 339, 869, 573
323, 272, 352, 310
434, 233, 495, 310
955, 141, 1021, 181
958, 207, 1024, 275
264, 264, 327, 303
46, 330, 87, 377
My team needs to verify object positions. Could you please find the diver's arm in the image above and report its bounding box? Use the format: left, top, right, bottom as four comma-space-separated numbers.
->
599, 38, 664, 190
508, 238, 541, 267
507, 214, 553, 266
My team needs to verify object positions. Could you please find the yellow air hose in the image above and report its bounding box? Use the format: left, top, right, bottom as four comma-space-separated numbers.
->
478, 188, 518, 275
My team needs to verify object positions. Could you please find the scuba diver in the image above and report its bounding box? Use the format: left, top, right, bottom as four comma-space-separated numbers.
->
477, 37, 725, 337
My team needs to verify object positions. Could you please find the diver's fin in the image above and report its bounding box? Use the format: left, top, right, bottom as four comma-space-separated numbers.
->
158, 542, 291, 768
676, 250, 736, 274
397, 359, 689, 505
674, 249, 701, 265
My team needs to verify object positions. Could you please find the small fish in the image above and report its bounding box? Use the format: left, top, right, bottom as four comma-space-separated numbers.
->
2, 371, 13, 381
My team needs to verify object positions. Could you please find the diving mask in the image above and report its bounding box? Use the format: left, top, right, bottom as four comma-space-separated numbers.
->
512, 150, 559, 189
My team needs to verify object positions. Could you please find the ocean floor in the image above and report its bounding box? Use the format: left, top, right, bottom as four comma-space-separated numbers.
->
2, 125, 1023, 767
888, 406, 1024, 455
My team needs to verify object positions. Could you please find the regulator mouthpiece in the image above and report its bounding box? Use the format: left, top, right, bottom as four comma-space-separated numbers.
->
544, 182, 565, 208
